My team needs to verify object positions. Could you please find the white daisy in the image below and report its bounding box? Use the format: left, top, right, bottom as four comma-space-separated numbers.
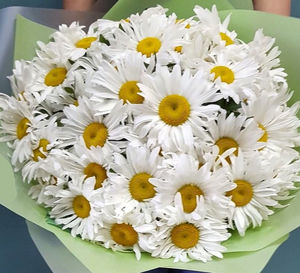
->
241, 91, 300, 150
104, 145, 162, 215
108, 7, 187, 64
29, 58, 74, 108
208, 53, 259, 103
151, 153, 234, 219
8, 60, 37, 101
194, 5, 237, 48
89, 52, 147, 108
28, 174, 67, 207
95, 206, 156, 260
0, 94, 48, 165
150, 198, 230, 262
48, 22, 102, 61
227, 151, 280, 236
47, 176, 103, 240
58, 138, 112, 190
133, 65, 220, 152
21, 117, 62, 182
61, 97, 128, 152
206, 110, 264, 160
262, 148, 300, 205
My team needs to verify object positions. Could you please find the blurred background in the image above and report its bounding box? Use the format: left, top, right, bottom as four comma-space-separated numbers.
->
0, 1, 300, 273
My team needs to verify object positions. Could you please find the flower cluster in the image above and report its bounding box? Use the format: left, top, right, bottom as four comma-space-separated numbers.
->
1, 5, 300, 262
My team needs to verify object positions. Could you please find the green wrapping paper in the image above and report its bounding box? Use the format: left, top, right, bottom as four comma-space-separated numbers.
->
1, 1, 300, 272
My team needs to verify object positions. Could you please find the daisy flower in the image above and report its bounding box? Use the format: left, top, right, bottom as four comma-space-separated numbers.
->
95, 206, 156, 260
133, 65, 220, 152
150, 198, 230, 262
104, 145, 162, 214
0, 94, 48, 165
262, 148, 300, 204
151, 153, 234, 218
194, 5, 238, 48
47, 176, 103, 240
48, 21, 102, 61
59, 138, 112, 190
21, 117, 62, 182
226, 151, 280, 236
209, 53, 259, 103
108, 7, 187, 64
8, 60, 37, 101
28, 173, 67, 207
29, 58, 74, 107
206, 110, 264, 160
89, 52, 147, 108
241, 92, 300, 150
61, 96, 128, 152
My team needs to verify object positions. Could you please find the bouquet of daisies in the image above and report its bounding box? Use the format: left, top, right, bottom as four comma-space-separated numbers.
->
1, 2, 300, 273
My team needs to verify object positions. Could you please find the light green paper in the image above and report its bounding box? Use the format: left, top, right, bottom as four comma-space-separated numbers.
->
1, 5, 300, 273
103, 0, 234, 20
14, 15, 54, 61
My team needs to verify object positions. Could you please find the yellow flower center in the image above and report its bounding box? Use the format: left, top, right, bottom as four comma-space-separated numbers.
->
110, 223, 138, 246
119, 81, 144, 104
258, 123, 268, 142
178, 184, 204, 213
171, 223, 199, 249
129, 172, 155, 202
174, 46, 183, 53
136, 37, 161, 57
72, 195, 91, 218
75, 37, 97, 49
73, 100, 79, 106
216, 137, 239, 157
158, 94, 191, 126
44, 67, 67, 87
16, 117, 30, 140
84, 163, 107, 189
211, 66, 235, 84
32, 139, 49, 162
220, 32, 234, 46
227, 180, 253, 207
83, 122, 108, 149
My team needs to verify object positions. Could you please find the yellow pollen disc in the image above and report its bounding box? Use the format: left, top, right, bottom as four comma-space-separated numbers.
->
171, 223, 199, 249
75, 37, 97, 49
73, 100, 79, 106
44, 67, 67, 87
158, 94, 191, 126
258, 123, 268, 142
119, 81, 144, 104
110, 223, 138, 246
136, 37, 161, 57
16, 117, 30, 140
178, 184, 204, 213
129, 172, 155, 202
220, 32, 234, 46
227, 180, 253, 207
84, 163, 107, 189
174, 46, 183, 53
211, 66, 235, 84
185, 23, 191, 29
72, 195, 91, 218
124, 18, 130, 23
216, 137, 239, 157
33, 139, 49, 162
83, 122, 108, 149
